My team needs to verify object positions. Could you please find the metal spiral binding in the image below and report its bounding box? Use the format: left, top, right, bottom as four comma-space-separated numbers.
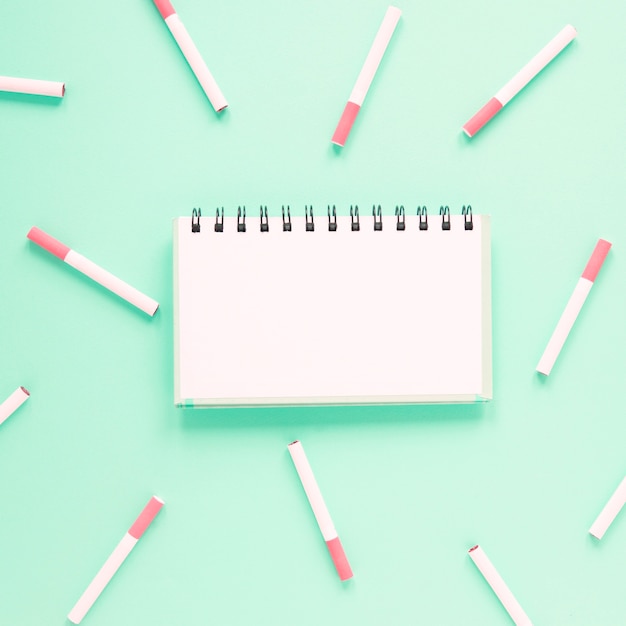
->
395, 205, 405, 231
214, 208, 224, 232
328, 205, 337, 231
439, 205, 451, 230
373, 205, 383, 231
350, 205, 360, 231
190, 204, 474, 232
237, 206, 246, 232
462, 205, 473, 230
417, 206, 428, 230
191, 208, 201, 232
282, 205, 292, 231
260, 206, 269, 232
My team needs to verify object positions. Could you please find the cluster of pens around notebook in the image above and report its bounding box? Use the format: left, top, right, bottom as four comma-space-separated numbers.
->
3, 0, 618, 623
17, 220, 616, 625
11, 217, 616, 623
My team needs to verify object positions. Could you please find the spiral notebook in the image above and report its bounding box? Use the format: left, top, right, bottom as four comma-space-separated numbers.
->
173, 206, 492, 407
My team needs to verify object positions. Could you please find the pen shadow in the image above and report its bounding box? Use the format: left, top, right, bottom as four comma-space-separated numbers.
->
177, 400, 487, 432
330, 142, 343, 156
0, 91, 64, 107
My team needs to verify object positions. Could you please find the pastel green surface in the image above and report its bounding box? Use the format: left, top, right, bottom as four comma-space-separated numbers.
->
1, 1, 625, 624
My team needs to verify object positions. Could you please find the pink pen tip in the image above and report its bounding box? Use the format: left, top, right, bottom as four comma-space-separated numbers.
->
153, 0, 176, 20
582, 239, 611, 282
331, 101, 361, 147
128, 496, 164, 540
462, 98, 503, 137
20, 387, 30, 396
326, 537, 353, 581
27, 226, 71, 261
468, 544, 480, 553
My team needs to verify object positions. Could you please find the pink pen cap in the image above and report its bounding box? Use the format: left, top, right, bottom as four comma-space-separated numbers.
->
153, 0, 175, 19
462, 98, 503, 138
582, 238, 611, 282
27, 226, 70, 260
332, 102, 361, 147
129, 495, 164, 538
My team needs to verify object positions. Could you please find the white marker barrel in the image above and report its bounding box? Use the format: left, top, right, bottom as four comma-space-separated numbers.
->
153, 0, 228, 112
589, 476, 626, 540
65, 251, 159, 316
67, 534, 137, 624
0, 387, 30, 425
536, 277, 592, 375
349, 6, 402, 106
495, 25, 577, 106
288, 440, 353, 581
468, 545, 533, 626
0, 75, 65, 97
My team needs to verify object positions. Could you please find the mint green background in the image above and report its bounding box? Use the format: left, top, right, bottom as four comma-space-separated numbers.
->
1, 0, 625, 624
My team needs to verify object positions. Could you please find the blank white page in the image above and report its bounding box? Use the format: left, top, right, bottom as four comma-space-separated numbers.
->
173, 212, 491, 407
